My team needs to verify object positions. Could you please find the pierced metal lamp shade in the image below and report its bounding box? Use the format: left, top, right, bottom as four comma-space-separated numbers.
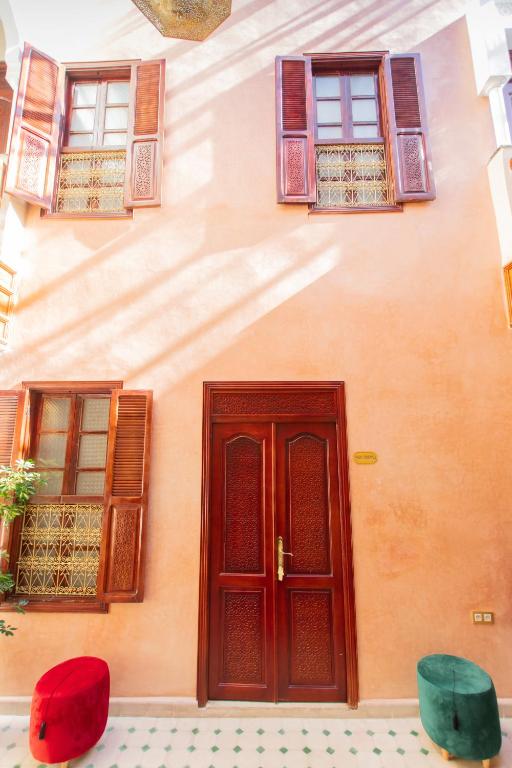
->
131, 0, 232, 41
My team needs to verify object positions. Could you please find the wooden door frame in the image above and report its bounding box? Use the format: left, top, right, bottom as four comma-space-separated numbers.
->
197, 381, 358, 708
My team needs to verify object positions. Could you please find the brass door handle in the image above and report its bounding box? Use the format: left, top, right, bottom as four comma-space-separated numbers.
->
277, 535, 293, 581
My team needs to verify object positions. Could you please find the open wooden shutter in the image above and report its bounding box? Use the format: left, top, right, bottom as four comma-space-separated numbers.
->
97, 390, 152, 602
124, 60, 165, 208
5, 44, 64, 208
384, 53, 435, 202
275, 56, 316, 203
0, 390, 28, 580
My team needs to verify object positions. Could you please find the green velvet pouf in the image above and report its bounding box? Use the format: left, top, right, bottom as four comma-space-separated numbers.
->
417, 654, 501, 761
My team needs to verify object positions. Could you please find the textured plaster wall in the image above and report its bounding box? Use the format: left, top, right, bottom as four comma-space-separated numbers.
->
1, 0, 511, 702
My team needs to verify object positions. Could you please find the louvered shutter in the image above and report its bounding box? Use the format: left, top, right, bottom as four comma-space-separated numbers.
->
275, 56, 316, 203
384, 53, 435, 202
97, 390, 152, 602
124, 60, 165, 208
5, 44, 64, 208
0, 390, 28, 583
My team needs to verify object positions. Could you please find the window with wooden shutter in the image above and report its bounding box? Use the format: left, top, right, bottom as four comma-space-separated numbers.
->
384, 53, 435, 201
0, 382, 152, 612
97, 390, 152, 603
5, 44, 64, 208
275, 51, 435, 210
5, 45, 165, 216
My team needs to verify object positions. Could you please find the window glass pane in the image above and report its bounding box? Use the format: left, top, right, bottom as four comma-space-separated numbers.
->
76, 471, 105, 495
107, 81, 130, 104
81, 397, 110, 431
0, 289, 10, 314
37, 434, 67, 467
102, 132, 127, 146
317, 125, 343, 139
37, 470, 64, 495
78, 434, 108, 468
41, 397, 71, 431
73, 83, 98, 107
105, 107, 128, 130
70, 108, 96, 132
315, 76, 340, 97
316, 100, 342, 124
68, 133, 93, 147
352, 98, 377, 122
352, 124, 379, 138
350, 75, 376, 96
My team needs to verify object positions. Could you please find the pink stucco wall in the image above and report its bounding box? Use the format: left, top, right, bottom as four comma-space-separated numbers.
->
1, 0, 511, 701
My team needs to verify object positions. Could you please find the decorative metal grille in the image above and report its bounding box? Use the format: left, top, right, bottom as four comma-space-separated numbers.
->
56, 151, 126, 214
15, 504, 103, 596
315, 143, 391, 209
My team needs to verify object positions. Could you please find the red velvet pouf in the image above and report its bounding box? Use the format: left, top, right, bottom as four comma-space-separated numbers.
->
30, 657, 110, 765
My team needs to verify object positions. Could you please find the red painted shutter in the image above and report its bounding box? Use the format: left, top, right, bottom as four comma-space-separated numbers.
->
5, 44, 64, 209
0, 390, 28, 467
275, 56, 316, 203
0, 390, 28, 580
97, 390, 152, 602
124, 60, 165, 208
384, 53, 435, 202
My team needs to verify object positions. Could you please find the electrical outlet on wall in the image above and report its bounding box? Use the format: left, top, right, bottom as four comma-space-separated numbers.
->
472, 611, 494, 624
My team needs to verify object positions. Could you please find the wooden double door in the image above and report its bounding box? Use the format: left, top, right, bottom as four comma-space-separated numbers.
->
206, 411, 350, 703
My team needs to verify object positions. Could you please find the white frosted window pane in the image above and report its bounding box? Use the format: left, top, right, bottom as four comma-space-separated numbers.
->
352, 99, 377, 122
73, 83, 98, 107
315, 76, 340, 97
76, 471, 105, 495
78, 434, 108, 468
38, 471, 64, 495
317, 125, 343, 138
71, 108, 96, 131
102, 132, 127, 146
105, 107, 128, 130
316, 100, 342, 124
81, 398, 110, 431
350, 75, 375, 96
41, 397, 71, 430
107, 82, 130, 104
352, 124, 379, 138
37, 434, 67, 467
68, 133, 93, 147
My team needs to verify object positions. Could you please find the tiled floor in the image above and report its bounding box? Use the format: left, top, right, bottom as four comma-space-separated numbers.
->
0, 716, 510, 768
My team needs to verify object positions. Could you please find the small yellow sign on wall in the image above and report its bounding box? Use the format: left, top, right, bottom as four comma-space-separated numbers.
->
353, 451, 378, 465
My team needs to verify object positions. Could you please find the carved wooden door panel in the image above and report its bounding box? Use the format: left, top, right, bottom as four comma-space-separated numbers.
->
275, 422, 346, 702
207, 419, 347, 702
208, 423, 276, 701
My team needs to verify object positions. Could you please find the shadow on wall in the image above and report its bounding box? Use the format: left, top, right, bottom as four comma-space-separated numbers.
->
7, 0, 480, 401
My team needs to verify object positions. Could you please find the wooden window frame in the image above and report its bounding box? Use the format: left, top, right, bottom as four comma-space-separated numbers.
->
64, 72, 130, 151
0, 261, 16, 346
306, 51, 401, 215
313, 70, 382, 143
44, 60, 136, 220
0, 380, 122, 613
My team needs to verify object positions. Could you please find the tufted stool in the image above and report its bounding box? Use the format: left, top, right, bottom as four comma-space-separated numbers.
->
30, 657, 110, 766
417, 654, 501, 767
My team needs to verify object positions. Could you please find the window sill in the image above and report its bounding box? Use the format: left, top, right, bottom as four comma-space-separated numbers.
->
41, 210, 133, 220
309, 204, 403, 214
0, 596, 108, 613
